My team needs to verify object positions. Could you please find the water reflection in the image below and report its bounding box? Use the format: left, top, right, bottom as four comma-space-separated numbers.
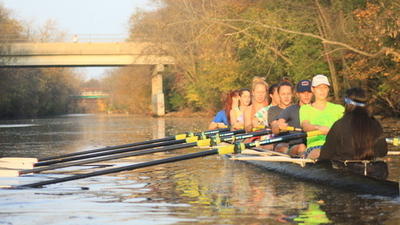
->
152, 117, 165, 139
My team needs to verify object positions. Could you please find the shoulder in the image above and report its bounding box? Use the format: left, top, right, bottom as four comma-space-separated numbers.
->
262, 106, 271, 112
331, 115, 348, 127
216, 110, 226, 115
215, 110, 227, 119
327, 102, 344, 112
286, 104, 300, 112
299, 104, 312, 112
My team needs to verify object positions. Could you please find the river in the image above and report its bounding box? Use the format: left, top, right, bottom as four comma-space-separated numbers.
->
0, 114, 399, 225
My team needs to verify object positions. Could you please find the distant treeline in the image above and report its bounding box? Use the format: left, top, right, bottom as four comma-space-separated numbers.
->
119, 0, 399, 116
0, 5, 81, 118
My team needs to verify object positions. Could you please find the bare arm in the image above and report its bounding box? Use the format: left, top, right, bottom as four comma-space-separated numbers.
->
230, 109, 238, 130
208, 122, 218, 130
244, 108, 253, 132
301, 120, 329, 134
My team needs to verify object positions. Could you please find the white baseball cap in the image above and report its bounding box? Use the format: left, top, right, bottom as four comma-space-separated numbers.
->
312, 74, 330, 87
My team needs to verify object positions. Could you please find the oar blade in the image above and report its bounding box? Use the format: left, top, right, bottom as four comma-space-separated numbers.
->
0, 161, 34, 170
0, 157, 38, 163
0, 169, 20, 177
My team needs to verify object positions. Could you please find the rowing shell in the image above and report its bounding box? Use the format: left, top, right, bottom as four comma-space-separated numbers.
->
227, 149, 399, 197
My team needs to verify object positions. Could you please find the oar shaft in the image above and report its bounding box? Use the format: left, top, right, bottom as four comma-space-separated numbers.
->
39, 128, 234, 165
38, 137, 174, 161
22, 130, 260, 174
13, 130, 309, 188
16, 149, 219, 188
35, 139, 185, 167
36, 129, 245, 167
21, 142, 196, 175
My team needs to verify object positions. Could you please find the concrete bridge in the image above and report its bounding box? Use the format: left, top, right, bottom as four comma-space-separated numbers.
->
0, 42, 175, 116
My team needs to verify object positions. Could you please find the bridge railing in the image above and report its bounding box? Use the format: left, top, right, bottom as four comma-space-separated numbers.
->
0, 34, 151, 43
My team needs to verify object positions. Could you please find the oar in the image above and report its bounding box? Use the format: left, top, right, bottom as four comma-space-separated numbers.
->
1, 129, 274, 177
33, 129, 245, 167
38, 128, 232, 162
386, 137, 399, 146
10, 130, 317, 189
0, 129, 230, 166
0, 157, 38, 170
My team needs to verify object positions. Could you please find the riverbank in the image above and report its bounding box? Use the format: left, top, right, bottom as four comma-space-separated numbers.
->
164, 109, 213, 118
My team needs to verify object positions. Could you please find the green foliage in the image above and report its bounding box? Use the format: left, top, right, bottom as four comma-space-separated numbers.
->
127, 0, 400, 116
0, 68, 80, 118
0, 5, 81, 118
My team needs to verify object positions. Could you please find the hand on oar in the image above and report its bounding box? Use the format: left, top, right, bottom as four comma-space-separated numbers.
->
253, 124, 302, 132
4, 130, 320, 188
0, 128, 269, 177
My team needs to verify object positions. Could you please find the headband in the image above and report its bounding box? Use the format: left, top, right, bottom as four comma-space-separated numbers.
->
344, 97, 366, 107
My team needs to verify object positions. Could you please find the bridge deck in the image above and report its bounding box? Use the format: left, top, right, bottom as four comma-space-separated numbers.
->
0, 42, 175, 67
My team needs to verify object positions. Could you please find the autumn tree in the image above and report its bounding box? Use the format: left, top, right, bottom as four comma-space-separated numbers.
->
0, 4, 81, 118
126, 0, 400, 115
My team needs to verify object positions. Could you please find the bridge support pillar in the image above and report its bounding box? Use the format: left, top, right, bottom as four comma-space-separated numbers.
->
151, 64, 165, 116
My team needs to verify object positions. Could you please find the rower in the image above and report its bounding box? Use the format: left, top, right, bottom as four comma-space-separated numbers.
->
267, 81, 294, 125
319, 88, 388, 179
271, 80, 313, 156
252, 83, 279, 129
208, 90, 239, 130
243, 77, 269, 132
299, 74, 344, 159
230, 88, 251, 130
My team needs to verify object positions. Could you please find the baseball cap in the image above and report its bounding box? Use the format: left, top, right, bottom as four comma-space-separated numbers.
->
312, 74, 330, 87
296, 80, 312, 92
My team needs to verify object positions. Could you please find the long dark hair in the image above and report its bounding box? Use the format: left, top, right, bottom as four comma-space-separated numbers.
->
345, 88, 380, 159
268, 83, 278, 104
224, 90, 239, 124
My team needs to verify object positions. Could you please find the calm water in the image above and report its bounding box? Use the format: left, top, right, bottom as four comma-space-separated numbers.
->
0, 114, 399, 225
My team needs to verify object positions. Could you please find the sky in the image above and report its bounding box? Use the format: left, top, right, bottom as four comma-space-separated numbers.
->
1, 0, 157, 80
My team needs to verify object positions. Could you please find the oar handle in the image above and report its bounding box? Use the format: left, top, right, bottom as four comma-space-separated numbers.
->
386, 137, 399, 146
252, 125, 302, 132
285, 126, 303, 132
217, 130, 322, 154
219, 129, 272, 143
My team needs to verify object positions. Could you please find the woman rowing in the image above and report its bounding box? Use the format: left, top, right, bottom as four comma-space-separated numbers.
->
244, 77, 269, 132
299, 74, 344, 159
319, 88, 388, 178
319, 88, 389, 179
208, 90, 239, 130
250, 83, 279, 129
230, 88, 251, 130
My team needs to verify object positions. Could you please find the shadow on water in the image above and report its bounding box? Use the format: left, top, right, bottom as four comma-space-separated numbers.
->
0, 114, 399, 225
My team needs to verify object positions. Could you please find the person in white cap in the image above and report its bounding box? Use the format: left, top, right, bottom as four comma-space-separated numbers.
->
299, 74, 344, 159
